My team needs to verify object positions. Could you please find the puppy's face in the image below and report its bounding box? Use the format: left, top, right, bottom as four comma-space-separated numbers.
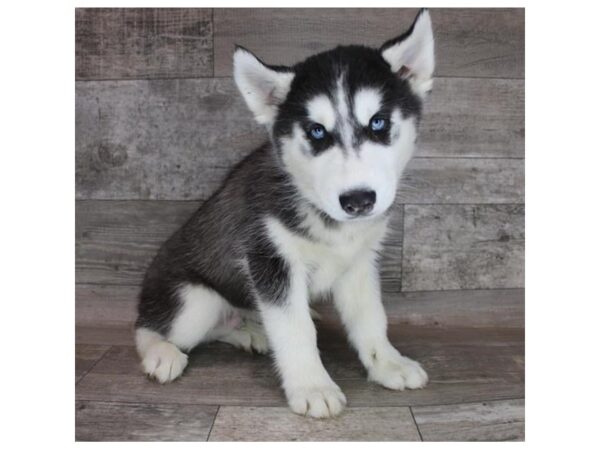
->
234, 10, 435, 222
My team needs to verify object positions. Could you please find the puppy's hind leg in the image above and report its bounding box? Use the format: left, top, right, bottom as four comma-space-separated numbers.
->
135, 328, 189, 384
136, 284, 232, 383
213, 312, 270, 354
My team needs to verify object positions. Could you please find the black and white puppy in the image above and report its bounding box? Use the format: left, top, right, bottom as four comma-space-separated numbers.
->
136, 9, 434, 418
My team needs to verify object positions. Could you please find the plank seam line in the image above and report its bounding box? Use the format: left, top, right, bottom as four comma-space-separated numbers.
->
409, 406, 424, 441
206, 405, 220, 442
75, 75, 525, 83
74, 280, 525, 294
410, 396, 525, 410
211, 8, 215, 78
399, 203, 405, 293
76, 346, 114, 387
73, 397, 525, 409
75, 399, 224, 408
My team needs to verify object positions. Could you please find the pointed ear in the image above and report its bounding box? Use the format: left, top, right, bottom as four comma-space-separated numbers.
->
380, 9, 435, 98
233, 46, 295, 125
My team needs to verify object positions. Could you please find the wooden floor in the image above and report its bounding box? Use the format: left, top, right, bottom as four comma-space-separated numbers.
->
75, 290, 524, 442
75, 7, 525, 441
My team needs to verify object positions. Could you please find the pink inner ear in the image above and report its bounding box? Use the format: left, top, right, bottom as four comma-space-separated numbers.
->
398, 65, 412, 79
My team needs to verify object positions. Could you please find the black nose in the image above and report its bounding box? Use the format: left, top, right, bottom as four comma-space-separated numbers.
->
339, 189, 376, 216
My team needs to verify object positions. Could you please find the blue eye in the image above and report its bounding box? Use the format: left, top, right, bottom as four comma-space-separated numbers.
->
370, 117, 387, 132
309, 124, 326, 140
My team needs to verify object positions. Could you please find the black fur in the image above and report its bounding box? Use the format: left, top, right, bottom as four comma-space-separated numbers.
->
273, 45, 422, 156
137, 42, 423, 335
136, 144, 301, 333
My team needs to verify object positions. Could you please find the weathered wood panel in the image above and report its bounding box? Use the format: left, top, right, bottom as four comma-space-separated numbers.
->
419, 78, 524, 158
75, 79, 262, 200
77, 325, 134, 347
209, 406, 420, 441
75, 200, 403, 292
75, 200, 200, 286
214, 8, 524, 79
75, 8, 213, 80
403, 205, 525, 291
75, 77, 523, 200
399, 158, 524, 204
76, 325, 523, 407
76, 284, 139, 327
76, 284, 524, 331
412, 399, 525, 441
75, 401, 218, 441
380, 207, 403, 293
76, 344, 111, 383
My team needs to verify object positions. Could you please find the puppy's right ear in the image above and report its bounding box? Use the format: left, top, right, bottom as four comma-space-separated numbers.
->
233, 46, 295, 126
380, 9, 435, 98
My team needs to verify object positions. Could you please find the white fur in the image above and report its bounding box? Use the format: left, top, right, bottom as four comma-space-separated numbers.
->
261, 209, 427, 417
381, 9, 435, 97
280, 110, 418, 222
306, 94, 336, 130
331, 249, 428, 390
353, 88, 382, 126
135, 328, 189, 383
258, 218, 349, 417
261, 215, 384, 416
167, 284, 235, 351
136, 285, 270, 383
233, 48, 295, 125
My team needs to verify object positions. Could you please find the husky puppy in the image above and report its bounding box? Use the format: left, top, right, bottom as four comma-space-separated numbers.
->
135, 9, 434, 418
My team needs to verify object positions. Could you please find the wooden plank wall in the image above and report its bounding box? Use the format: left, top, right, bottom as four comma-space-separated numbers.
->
75, 8, 524, 320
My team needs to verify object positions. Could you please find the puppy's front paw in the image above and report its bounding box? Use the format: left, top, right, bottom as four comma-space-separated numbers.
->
368, 350, 428, 390
286, 384, 347, 418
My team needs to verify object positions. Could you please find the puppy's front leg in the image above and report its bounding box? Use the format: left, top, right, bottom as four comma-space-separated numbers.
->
332, 251, 428, 390
248, 246, 346, 418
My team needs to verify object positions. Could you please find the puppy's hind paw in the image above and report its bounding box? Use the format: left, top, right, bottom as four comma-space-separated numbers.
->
141, 341, 189, 384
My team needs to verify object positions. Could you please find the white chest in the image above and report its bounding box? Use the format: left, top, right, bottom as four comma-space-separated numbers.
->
265, 215, 388, 297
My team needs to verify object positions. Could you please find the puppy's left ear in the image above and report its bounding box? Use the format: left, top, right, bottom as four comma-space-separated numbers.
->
380, 9, 435, 98
233, 46, 295, 126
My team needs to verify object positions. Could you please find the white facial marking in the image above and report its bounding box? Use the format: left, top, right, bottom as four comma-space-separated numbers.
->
280, 104, 418, 222
307, 94, 336, 130
354, 88, 382, 126
335, 75, 354, 150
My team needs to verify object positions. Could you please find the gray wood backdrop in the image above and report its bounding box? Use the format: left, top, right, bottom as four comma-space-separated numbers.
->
75, 8, 524, 322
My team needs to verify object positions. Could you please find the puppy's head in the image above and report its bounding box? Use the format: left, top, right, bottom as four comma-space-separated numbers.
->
234, 9, 435, 222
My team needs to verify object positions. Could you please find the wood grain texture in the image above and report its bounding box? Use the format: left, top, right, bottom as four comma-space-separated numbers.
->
419, 77, 524, 158
75, 77, 523, 200
76, 284, 138, 327
403, 204, 525, 291
75, 200, 402, 291
77, 325, 134, 347
75, 200, 200, 286
328, 288, 524, 329
76, 344, 111, 383
214, 8, 524, 79
399, 158, 524, 204
76, 283, 524, 331
75, 79, 261, 200
412, 399, 525, 441
76, 8, 213, 80
76, 325, 523, 408
209, 406, 420, 441
75, 401, 218, 441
